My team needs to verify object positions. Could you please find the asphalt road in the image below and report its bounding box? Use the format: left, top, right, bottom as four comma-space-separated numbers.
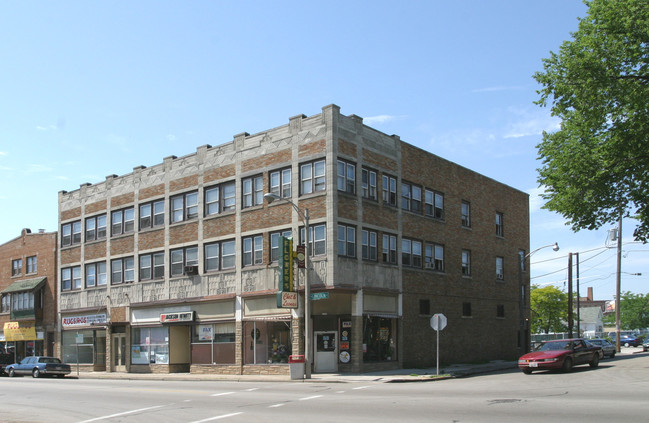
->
1, 352, 648, 423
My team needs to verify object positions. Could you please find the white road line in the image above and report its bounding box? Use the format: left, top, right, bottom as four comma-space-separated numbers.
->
335, 391, 346, 394
244, 388, 260, 392
189, 412, 244, 423
269, 403, 286, 408
210, 391, 236, 397
299, 395, 323, 401
77, 405, 165, 423
352, 386, 370, 390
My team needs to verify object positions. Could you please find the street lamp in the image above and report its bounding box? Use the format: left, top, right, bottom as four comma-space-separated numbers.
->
264, 192, 311, 379
519, 242, 559, 353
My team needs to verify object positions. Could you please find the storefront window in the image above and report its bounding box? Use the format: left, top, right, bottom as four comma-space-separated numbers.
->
62, 330, 104, 364
363, 316, 397, 362
131, 327, 169, 364
243, 321, 292, 364
191, 322, 235, 364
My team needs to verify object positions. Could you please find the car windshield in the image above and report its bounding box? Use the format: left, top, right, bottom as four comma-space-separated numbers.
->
38, 357, 62, 364
536, 341, 571, 351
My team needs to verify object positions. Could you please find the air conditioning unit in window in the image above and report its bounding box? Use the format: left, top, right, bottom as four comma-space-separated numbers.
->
424, 262, 433, 269
496, 273, 504, 280
184, 265, 198, 276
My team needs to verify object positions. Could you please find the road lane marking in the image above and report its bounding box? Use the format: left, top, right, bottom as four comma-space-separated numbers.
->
299, 395, 323, 401
244, 388, 260, 392
189, 412, 244, 422
353, 386, 370, 390
269, 403, 286, 408
77, 405, 165, 423
211, 392, 236, 397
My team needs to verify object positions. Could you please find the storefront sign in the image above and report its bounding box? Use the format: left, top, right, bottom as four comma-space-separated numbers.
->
277, 291, 298, 308
62, 314, 107, 328
160, 311, 195, 323
279, 236, 294, 292
4, 322, 37, 341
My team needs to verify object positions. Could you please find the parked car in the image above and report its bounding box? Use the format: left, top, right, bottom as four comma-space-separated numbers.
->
613, 335, 642, 347
586, 339, 616, 358
6, 356, 71, 378
643, 337, 649, 352
518, 338, 601, 374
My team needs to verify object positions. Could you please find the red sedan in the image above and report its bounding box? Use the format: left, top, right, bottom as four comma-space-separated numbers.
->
518, 338, 602, 374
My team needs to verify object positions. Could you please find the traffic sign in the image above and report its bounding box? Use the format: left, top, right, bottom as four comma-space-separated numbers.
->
430, 313, 447, 331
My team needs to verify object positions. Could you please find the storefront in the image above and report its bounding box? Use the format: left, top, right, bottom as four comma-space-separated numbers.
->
60, 313, 107, 371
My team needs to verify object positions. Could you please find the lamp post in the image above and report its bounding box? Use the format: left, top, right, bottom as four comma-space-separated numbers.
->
264, 192, 311, 379
519, 242, 559, 353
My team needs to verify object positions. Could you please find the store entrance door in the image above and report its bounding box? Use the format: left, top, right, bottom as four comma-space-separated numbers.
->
112, 333, 126, 372
314, 331, 337, 373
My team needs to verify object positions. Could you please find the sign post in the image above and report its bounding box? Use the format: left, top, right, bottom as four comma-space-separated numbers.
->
430, 313, 447, 376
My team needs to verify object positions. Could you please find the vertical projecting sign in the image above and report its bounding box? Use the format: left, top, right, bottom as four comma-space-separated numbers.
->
277, 236, 298, 308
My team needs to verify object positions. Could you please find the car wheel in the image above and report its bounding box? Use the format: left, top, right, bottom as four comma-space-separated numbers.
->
8, 368, 15, 378
562, 357, 573, 372
522, 369, 533, 375
624, 342, 630, 347
610, 352, 616, 358
589, 353, 600, 368
32, 368, 40, 378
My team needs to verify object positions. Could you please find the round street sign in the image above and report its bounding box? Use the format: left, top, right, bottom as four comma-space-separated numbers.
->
430, 313, 447, 331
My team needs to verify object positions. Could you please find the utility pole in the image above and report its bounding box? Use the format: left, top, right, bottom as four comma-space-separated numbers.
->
615, 215, 623, 352
575, 253, 580, 337
567, 253, 573, 338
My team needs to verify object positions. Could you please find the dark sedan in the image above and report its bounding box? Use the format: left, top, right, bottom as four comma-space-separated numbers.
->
518, 338, 601, 374
6, 356, 71, 378
587, 338, 616, 358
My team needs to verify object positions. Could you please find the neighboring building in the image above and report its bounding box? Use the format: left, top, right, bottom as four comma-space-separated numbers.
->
0, 229, 58, 360
57, 104, 529, 375
578, 306, 604, 338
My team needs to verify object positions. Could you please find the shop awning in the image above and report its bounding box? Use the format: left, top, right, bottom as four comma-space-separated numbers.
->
243, 315, 292, 321
2, 277, 46, 294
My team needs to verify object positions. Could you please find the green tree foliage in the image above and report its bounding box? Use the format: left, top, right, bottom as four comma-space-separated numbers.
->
530, 285, 569, 334
602, 291, 649, 330
534, 0, 649, 241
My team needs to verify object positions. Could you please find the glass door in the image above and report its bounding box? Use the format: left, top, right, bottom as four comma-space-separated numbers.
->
112, 333, 126, 372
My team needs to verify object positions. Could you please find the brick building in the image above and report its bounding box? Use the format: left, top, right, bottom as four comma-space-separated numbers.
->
0, 229, 58, 360
57, 104, 529, 375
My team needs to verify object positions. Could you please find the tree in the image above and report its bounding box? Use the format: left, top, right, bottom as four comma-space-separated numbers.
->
530, 285, 569, 334
534, 0, 649, 241
602, 291, 649, 330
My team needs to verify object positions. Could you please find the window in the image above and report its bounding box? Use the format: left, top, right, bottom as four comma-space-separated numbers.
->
205, 181, 236, 216
131, 326, 169, 365
382, 234, 397, 264
425, 243, 444, 272
61, 221, 82, 247
140, 200, 164, 229
363, 316, 397, 362
139, 252, 165, 281
497, 305, 505, 318
401, 182, 422, 213
461, 201, 471, 227
362, 229, 377, 261
461, 250, 471, 276
419, 299, 431, 315
1, 294, 10, 313
61, 266, 81, 291
382, 175, 397, 206
337, 224, 356, 257
85, 214, 107, 241
170, 246, 198, 277
300, 159, 325, 195
191, 322, 236, 365
171, 192, 198, 223
85, 262, 107, 288
425, 189, 444, 219
270, 168, 292, 199
337, 160, 356, 194
11, 258, 22, 276
270, 230, 292, 262
204, 240, 236, 272
402, 239, 422, 267
111, 208, 135, 236
496, 212, 504, 237
243, 235, 264, 266
242, 175, 264, 209
301, 223, 326, 256
12, 292, 34, 311
519, 249, 526, 271
111, 257, 134, 284
496, 257, 504, 280
361, 168, 377, 200
462, 302, 472, 317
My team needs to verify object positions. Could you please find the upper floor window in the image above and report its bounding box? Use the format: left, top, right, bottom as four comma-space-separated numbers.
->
496, 212, 504, 237
361, 168, 377, 201
497, 305, 505, 318
85, 261, 107, 288
140, 200, 164, 230
337, 160, 356, 194
111, 208, 135, 236
270, 168, 292, 199
61, 266, 81, 291
425, 243, 444, 272
243, 235, 264, 267
496, 256, 504, 280
362, 229, 377, 261
26, 256, 37, 274
419, 299, 431, 316
61, 221, 82, 247
462, 302, 472, 317
425, 189, 444, 219
461, 201, 471, 228
111, 257, 134, 284
86, 214, 107, 242
382, 175, 397, 207
205, 181, 236, 216
171, 192, 198, 223
139, 252, 165, 281
270, 230, 292, 262
402, 239, 422, 267
382, 233, 397, 265
301, 223, 326, 256
170, 246, 198, 277
401, 182, 422, 213
11, 259, 22, 276
242, 175, 264, 209
12, 292, 34, 311
204, 240, 236, 272
300, 160, 326, 195
337, 224, 356, 257
1, 294, 9, 313
462, 250, 471, 276
519, 249, 526, 272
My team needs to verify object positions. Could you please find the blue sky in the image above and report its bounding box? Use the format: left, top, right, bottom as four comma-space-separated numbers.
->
1, 1, 647, 300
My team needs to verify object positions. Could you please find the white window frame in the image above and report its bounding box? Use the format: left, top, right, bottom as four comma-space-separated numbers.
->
242, 175, 264, 209
243, 235, 264, 266
300, 159, 326, 195
361, 168, 377, 200
337, 160, 356, 194
270, 168, 292, 199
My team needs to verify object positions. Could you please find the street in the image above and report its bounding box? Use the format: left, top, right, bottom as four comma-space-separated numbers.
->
1, 353, 648, 423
